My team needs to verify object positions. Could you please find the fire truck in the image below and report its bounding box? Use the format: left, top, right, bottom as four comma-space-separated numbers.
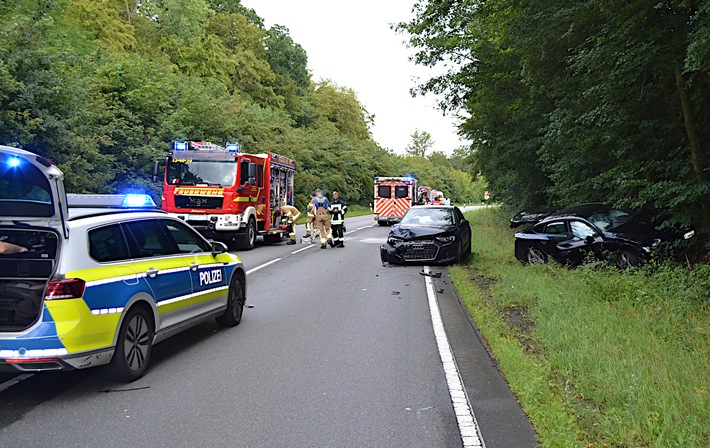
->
157, 141, 295, 250
373, 176, 418, 226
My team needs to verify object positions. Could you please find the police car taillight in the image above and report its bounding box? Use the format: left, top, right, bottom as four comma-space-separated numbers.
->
45, 279, 86, 300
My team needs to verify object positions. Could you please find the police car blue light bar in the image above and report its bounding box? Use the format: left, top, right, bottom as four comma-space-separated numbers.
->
174, 141, 188, 151
67, 194, 157, 209
7, 157, 20, 168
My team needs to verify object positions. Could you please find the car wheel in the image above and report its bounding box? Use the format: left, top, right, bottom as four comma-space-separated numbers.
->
237, 217, 257, 250
217, 273, 245, 327
110, 306, 154, 382
454, 241, 464, 264
526, 246, 547, 264
615, 250, 640, 270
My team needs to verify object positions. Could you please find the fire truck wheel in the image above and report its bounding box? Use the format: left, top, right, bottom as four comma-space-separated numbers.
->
236, 217, 257, 250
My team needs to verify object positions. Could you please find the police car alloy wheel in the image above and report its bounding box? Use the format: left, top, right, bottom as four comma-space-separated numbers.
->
216, 274, 245, 327
110, 306, 154, 382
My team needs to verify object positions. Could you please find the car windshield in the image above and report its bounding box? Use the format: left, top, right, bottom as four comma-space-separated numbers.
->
401, 208, 454, 227
585, 207, 635, 231
167, 159, 237, 187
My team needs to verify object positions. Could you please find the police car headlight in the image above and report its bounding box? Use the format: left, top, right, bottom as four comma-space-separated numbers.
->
436, 235, 455, 244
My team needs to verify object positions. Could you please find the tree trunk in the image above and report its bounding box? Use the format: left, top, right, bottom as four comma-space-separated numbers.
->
675, 67, 710, 231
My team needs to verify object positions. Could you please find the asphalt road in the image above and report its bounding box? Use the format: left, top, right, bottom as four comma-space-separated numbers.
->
0, 212, 537, 447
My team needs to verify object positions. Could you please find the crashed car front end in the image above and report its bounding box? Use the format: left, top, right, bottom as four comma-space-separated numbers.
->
380, 226, 459, 265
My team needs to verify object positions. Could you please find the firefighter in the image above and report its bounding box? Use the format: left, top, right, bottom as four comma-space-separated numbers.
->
329, 191, 348, 247
304, 191, 316, 239
312, 188, 332, 249
279, 204, 301, 245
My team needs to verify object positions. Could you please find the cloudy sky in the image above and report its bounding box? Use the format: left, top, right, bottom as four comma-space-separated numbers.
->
239, 0, 468, 155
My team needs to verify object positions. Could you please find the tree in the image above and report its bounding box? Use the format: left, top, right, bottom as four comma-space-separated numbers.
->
406, 129, 434, 157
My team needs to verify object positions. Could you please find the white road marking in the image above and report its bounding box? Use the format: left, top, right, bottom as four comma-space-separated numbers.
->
291, 245, 314, 254
0, 374, 34, 393
246, 258, 282, 275
423, 266, 485, 447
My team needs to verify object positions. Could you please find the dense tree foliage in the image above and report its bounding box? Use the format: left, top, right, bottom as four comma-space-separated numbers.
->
0, 0, 478, 211
398, 0, 710, 246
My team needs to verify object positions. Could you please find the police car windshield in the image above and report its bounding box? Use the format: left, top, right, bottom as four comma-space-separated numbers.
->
167, 160, 237, 187
0, 157, 54, 217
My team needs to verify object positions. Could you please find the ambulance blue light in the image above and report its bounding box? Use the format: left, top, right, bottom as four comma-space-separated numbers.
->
174, 141, 188, 151
7, 157, 20, 168
122, 194, 156, 208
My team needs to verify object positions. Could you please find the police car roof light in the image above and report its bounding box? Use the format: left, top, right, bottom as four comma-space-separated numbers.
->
7, 157, 20, 168
66, 193, 157, 209
123, 194, 156, 208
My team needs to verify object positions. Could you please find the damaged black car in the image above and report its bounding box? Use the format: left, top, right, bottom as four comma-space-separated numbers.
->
381, 205, 471, 265
514, 203, 695, 269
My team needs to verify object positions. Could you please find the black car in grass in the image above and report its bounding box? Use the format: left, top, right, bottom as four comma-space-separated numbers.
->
514, 203, 695, 269
380, 205, 471, 265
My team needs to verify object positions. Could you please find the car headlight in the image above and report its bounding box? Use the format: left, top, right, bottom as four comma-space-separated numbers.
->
435, 235, 455, 244
387, 236, 402, 245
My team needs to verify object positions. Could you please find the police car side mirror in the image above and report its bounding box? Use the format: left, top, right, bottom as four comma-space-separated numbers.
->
211, 241, 228, 256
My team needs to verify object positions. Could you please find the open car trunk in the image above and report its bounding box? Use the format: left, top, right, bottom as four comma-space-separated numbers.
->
0, 228, 59, 331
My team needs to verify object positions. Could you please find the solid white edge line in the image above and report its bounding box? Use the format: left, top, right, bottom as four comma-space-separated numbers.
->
246, 258, 282, 275
0, 373, 34, 393
424, 266, 485, 448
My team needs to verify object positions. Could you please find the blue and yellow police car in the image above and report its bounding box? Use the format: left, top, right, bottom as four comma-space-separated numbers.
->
0, 145, 246, 381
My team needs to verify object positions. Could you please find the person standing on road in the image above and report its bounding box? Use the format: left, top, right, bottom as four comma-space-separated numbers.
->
304, 191, 316, 239
279, 204, 301, 245
329, 191, 347, 248
312, 188, 332, 249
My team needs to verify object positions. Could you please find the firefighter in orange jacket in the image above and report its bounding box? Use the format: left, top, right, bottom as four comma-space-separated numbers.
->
329, 191, 347, 247
280, 204, 301, 245
312, 188, 332, 249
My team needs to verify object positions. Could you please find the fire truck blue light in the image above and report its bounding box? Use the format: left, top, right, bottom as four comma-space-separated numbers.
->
174, 141, 188, 151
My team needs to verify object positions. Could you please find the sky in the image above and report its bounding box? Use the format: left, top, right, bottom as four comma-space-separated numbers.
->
239, 0, 468, 155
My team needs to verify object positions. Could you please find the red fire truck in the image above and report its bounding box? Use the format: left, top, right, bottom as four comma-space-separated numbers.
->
157, 141, 295, 250
373, 176, 418, 226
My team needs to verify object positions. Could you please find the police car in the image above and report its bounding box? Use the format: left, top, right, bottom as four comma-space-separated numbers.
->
0, 145, 246, 381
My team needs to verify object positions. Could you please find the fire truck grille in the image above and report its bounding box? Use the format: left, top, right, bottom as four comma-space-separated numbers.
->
401, 242, 438, 260
174, 196, 224, 209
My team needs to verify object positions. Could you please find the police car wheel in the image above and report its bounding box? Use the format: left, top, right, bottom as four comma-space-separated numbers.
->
110, 306, 154, 382
217, 274, 245, 327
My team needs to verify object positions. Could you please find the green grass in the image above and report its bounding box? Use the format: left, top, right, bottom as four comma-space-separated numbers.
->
450, 208, 709, 447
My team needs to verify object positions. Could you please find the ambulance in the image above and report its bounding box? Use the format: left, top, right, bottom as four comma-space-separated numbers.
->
373, 176, 418, 226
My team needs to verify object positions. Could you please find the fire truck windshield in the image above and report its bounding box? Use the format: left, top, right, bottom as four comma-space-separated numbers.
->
167, 159, 237, 187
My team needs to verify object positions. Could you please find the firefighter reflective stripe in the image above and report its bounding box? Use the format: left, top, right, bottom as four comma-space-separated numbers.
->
330, 204, 344, 225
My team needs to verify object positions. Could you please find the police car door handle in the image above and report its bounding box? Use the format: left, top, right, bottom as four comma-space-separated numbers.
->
146, 268, 159, 278
190, 263, 199, 272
